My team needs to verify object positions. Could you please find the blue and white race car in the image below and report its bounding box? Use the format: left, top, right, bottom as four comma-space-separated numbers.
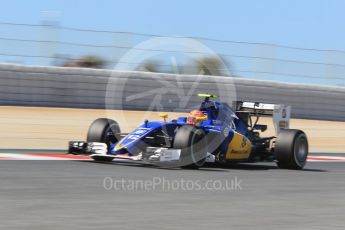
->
69, 94, 309, 169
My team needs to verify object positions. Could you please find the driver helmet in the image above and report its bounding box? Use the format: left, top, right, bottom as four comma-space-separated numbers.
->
186, 110, 207, 125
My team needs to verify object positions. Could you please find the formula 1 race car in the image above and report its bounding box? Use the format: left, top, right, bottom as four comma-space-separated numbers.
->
68, 94, 309, 169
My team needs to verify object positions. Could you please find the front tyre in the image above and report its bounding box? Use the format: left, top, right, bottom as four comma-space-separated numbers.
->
87, 118, 121, 147
173, 126, 207, 169
275, 129, 308, 170
87, 118, 121, 162
91, 155, 114, 162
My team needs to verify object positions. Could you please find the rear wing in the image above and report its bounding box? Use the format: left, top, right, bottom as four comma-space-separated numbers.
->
233, 101, 291, 134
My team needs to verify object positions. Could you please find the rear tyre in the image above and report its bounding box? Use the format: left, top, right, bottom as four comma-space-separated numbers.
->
173, 126, 207, 169
87, 118, 121, 162
275, 129, 308, 170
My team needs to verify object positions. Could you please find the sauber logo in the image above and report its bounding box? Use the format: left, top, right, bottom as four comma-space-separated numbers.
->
133, 129, 148, 135
223, 126, 230, 136
116, 128, 152, 149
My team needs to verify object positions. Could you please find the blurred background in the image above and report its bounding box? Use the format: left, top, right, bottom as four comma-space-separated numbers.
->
1, 0, 345, 86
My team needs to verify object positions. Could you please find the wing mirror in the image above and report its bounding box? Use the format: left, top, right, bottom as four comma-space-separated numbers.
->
159, 113, 168, 122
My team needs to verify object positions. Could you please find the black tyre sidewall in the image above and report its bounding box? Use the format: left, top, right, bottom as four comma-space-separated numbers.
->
275, 129, 308, 169
173, 126, 207, 169
91, 156, 113, 162
87, 118, 121, 148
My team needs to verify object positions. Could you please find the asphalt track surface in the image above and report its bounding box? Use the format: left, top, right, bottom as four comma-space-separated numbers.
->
0, 159, 344, 230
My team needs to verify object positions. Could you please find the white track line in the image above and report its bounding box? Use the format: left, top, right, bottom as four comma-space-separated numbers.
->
0, 153, 344, 162
307, 156, 345, 162
0, 153, 87, 160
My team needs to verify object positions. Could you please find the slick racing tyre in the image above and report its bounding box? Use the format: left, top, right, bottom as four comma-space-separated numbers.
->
275, 129, 308, 170
87, 118, 121, 162
173, 125, 207, 169
91, 155, 114, 162
87, 118, 121, 147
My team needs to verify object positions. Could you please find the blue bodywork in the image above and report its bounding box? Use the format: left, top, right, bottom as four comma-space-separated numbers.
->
108, 100, 250, 157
